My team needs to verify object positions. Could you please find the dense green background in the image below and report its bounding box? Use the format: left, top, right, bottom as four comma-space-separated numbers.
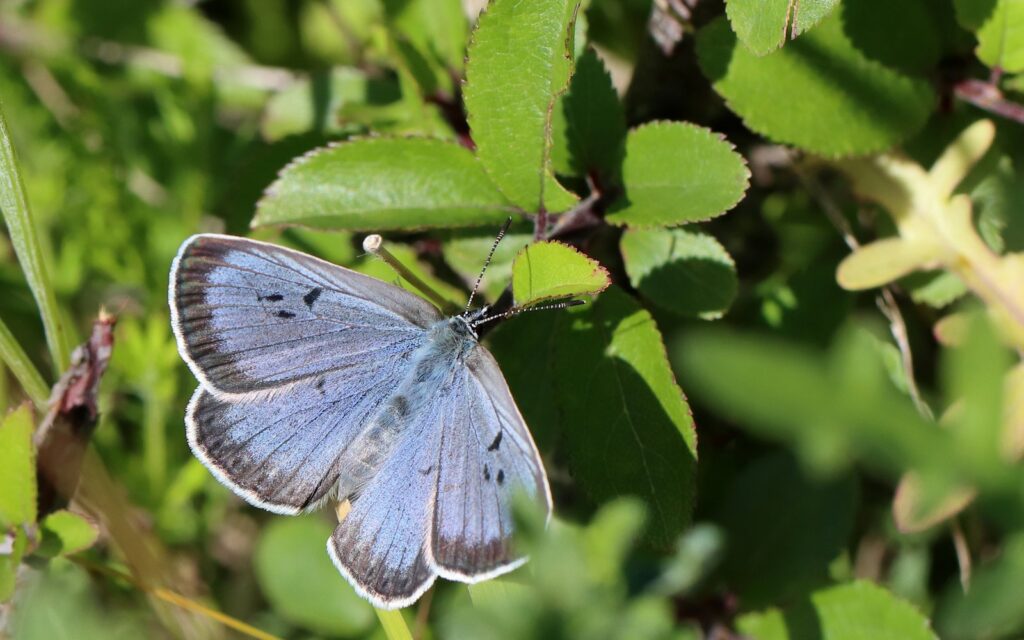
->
2, 0, 1024, 638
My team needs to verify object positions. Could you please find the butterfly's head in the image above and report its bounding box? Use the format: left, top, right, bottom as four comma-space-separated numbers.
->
451, 308, 486, 340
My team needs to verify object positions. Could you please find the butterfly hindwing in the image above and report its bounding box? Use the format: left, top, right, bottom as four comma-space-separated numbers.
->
431, 347, 552, 581
170, 234, 441, 395
328, 397, 443, 609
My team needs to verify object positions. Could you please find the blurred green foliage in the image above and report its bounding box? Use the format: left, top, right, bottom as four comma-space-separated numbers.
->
1, 0, 1024, 639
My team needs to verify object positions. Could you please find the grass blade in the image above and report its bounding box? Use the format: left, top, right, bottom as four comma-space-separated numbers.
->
0, 100, 71, 373
0, 314, 50, 409
374, 607, 413, 640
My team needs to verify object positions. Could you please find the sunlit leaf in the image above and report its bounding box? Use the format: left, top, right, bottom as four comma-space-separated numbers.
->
739, 581, 938, 639
37, 510, 100, 558
697, 12, 934, 157
607, 122, 749, 227
464, 0, 580, 212
725, 0, 839, 55
0, 404, 36, 528
511, 241, 610, 306
955, 0, 1024, 72
254, 138, 515, 230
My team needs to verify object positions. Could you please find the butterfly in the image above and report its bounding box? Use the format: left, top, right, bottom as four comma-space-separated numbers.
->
169, 232, 552, 609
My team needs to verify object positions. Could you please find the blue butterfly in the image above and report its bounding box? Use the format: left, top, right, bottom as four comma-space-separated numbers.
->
169, 233, 552, 609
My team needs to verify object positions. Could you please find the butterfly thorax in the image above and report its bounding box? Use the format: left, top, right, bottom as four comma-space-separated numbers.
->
332, 316, 479, 501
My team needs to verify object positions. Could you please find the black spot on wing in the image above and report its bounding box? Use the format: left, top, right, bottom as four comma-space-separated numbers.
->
277, 310, 296, 319
487, 431, 502, 452
258, 293, 284, 302
303, 287, 323, 308
483, 464, 491, 481
497, 469, 505, 485
316, 377, 326, 395
393, 395, 410, 418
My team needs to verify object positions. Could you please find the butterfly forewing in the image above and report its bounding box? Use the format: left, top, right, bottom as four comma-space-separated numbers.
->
170, 234, 441, 395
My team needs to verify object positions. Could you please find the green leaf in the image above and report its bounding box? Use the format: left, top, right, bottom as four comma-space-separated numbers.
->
260, 68, 399, 142
384, 0, 468, 73
606, 122, 749, 227
620, 228, 737, 319
511, 241, 610, 306
37, 510, 99, 558
254, 138, 516, 230
464, 0, 580, 213
0, 102, 71, 371
444, 230, 532, 301
936, 534, 1024, 639
956, 0, 1024, 72
557, 287, 697, 548
549, 48, 626, 181
254, 517, 375, 637
738, 581, 937, 640
725, 0, 839, 56
0, 404, 36, 528
0, 315, 50, 409
715, 452, 857, 608
697, 12, 935, 157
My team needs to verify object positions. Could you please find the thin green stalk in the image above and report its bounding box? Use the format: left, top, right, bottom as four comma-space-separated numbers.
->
374, 608, 414, 640
0, 314, 50, 409
0, 100, 71, 373
363, 234, 461, 315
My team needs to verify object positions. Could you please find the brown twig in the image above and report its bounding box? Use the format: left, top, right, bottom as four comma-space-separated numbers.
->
955, 78, 1024, 125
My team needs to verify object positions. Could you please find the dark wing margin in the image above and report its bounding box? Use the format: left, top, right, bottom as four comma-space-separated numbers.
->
430, 346, 552, 582
170, 234, 442, 396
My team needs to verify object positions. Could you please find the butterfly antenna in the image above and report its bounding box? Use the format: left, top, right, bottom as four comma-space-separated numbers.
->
466, 217, 513, 312
472, 299, 585, 329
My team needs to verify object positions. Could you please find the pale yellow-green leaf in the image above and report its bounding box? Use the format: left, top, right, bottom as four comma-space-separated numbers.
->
929, 119, 996, 199
893, 472, 976, 534
836, 237, 943, 290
